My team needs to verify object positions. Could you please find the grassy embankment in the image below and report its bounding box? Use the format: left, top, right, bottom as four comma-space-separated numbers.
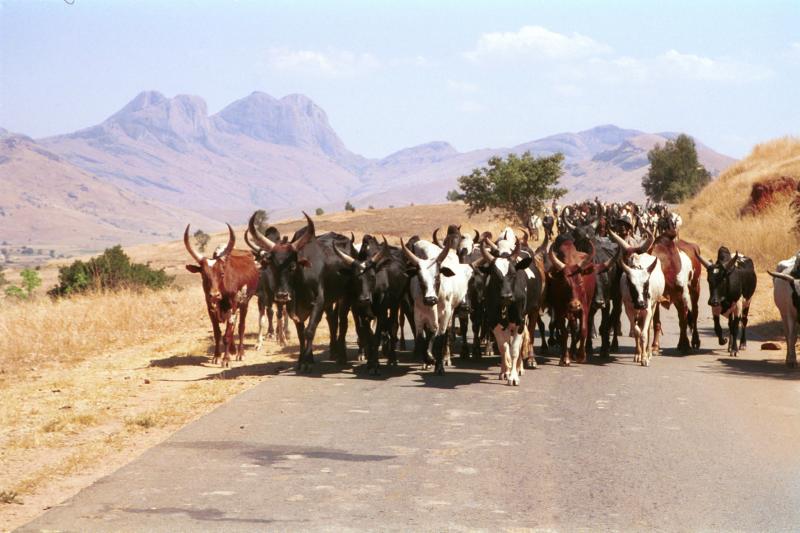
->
679, 136, 800, 328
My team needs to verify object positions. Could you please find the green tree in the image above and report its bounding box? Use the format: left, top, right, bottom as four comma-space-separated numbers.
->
642, 134, 711, 203
344, 201, 356, 212
193, 229, 210, 253
447, 151, 567, 225
315, 207, 325, 216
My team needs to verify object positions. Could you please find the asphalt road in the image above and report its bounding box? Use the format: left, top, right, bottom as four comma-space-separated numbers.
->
20, 288, 800, 532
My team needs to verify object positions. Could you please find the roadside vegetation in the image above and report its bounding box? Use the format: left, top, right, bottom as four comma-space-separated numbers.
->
679, 136, 800, 268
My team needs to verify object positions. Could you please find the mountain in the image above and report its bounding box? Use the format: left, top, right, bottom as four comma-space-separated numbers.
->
3, 91, 736, 251
0, 133, 218, 251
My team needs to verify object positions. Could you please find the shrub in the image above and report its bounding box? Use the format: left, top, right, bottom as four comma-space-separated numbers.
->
344, 201, 356, 212
49, 245, 173, 297
4, 268, 41, 299
315, 207, 324, 216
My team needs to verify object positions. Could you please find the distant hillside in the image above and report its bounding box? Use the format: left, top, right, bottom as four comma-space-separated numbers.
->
680, 136, 800, 267
2, 90, 736, 251
0, 133, 217, 252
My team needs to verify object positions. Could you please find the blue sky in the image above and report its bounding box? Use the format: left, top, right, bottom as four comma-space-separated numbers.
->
1, 0, 798, 158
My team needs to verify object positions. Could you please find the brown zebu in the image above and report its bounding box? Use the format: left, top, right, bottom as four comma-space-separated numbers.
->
547, 239, 598, 366
184, 224, 259, 367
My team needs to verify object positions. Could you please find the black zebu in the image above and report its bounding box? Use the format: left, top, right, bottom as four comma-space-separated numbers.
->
244, 227, 291, 347
696, 247, 757, 357
478, 240, 534, 385
247, 213, 355, 373
334, 236, 411, 375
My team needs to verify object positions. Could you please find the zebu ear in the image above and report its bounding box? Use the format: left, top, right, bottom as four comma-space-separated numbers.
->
440, 266, 456, 277
185, 264, 202, 274
405, 267, 418, 278
514, 256, 532, 271
298, 258, 312, 268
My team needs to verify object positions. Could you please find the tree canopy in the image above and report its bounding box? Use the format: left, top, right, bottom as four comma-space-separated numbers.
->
447, 151, 567, 225
642, 134, 711, 203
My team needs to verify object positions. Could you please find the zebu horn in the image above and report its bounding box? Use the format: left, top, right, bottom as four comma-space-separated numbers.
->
291, 212, 315, 252
432, 227, 442, 247
184, 224, 204, 263
435, 242, 451, 265
248, 212, 276, 251
768, 271, 797, 284
400, 238, 420, 265
333, 244, 356, 266
243, 229, 260, 253
633, 227, 654, 254
548, 249, 566, 273
696, 251, 713, 269
608, 228, 637, 255
216, 224, 235, 259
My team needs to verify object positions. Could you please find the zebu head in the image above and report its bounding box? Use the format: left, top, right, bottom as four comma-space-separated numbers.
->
457, 229, 480, 263
620, 254, 660, 310
402, 239, 455, 306
480, 239, 531, 306
697, 246, 739, 310
334, 237, 390, 312
184, 223, 235, 320
247, 211, 314, 304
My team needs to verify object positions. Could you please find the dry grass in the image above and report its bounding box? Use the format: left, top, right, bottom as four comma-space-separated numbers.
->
0, 288, 203, 379
679, 136, 800, 268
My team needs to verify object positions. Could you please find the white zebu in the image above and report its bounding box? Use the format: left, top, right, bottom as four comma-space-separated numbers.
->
620, 253, 665, 366
768, 253, 800, 368
403, 239, 475, 374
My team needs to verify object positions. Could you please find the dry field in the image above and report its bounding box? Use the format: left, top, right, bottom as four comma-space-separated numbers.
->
0, 203, 509, 531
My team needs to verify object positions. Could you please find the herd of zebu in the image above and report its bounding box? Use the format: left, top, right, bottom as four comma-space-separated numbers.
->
182, 199, 799, 385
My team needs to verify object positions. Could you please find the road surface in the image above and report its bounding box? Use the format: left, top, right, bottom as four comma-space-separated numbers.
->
19, 288, 800, 532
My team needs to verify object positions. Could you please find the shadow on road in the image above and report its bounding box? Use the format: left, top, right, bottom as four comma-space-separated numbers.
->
704, 357, 800, 380
165, 441, 396, 466
410, 369, 488, 389
118, 506, 281, 525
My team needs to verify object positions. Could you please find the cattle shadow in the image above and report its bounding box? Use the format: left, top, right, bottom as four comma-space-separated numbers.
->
165, 441, 396, 466
409, 369, 488, 389
119, 506, 281, 526
703, 357, 800, 381
149, 354, 209, 368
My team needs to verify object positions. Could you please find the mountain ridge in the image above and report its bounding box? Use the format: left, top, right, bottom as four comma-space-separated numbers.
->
1, 90, 736, 251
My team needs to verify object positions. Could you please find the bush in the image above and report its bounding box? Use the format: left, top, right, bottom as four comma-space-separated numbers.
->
315, 207, 324, 216
344, 201, 356, 212
49, 245, 173, 297
3, 268, 41, 299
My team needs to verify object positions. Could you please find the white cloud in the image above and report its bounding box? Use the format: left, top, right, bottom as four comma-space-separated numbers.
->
265, 47, 380, 77
657, 49, 772, 82
465, 25, 612, 62
447, 80, 479, 94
